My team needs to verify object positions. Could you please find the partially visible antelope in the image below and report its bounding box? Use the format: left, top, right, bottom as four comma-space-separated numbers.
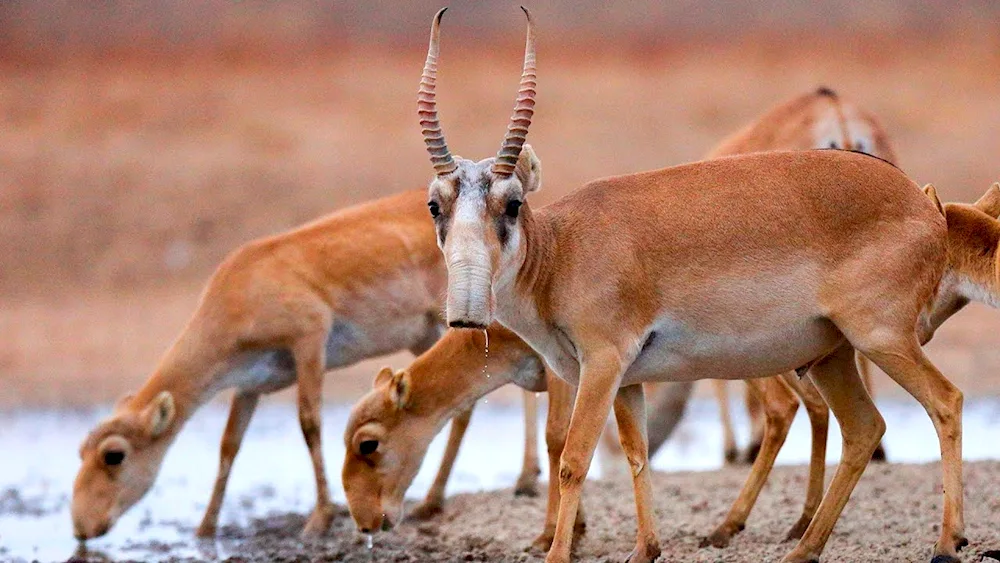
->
599, 87, 896, 478
413, 8, 963, 563
70, 189, 543, 540
341, 324, 593, 550
919, 183, 1000, 334
708, 86, 896, 465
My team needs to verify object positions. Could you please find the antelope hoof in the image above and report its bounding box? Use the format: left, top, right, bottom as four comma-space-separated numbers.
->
513, 474, 540, 497
779, 550, 820, 563
724, 447, 739, 465
699, 522, 744, 549
930, 557, 960, 563
301, 504, 336, 539
408, 500, 444, 521
783, 514, 812, 541
743, 441, 762, 464
871, 442, 888, 462
981, 550, 1000, 561
195, 521, 217, 538
623, 538, 661, 563
529, 531, 555, 553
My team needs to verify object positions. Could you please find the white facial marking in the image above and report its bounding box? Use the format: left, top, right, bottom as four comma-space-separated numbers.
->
812, 104, 846, 149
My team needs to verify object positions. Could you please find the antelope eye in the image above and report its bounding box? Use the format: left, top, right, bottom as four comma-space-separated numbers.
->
828, 141, 838, 149
359, 440, 379, 455
505, 200, 522, 218
428, 201, 441, 218
103, 450, 125, 466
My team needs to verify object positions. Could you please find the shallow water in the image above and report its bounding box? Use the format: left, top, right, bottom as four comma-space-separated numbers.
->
3, 396, 999, 562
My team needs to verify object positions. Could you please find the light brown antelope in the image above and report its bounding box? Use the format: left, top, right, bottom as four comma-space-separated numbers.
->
599, 87, 896, 480
416, 8, 963, 563
703, 87, 896, 465
919, 183, 1000, 334
70, 189, 543, 540
341, 324, 592, 550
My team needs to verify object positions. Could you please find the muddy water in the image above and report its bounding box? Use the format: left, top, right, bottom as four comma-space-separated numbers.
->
3, 397, 1000, 562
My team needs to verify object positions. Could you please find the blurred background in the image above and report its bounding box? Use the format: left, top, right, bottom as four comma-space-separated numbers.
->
2, 0, 1000, 408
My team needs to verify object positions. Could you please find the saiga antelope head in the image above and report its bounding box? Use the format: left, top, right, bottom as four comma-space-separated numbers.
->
420, 7, 542, 329
71, 392, 177, 540
341, 366, 428, 534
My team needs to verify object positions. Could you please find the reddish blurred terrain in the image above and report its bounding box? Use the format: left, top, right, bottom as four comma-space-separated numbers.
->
1, 2, 999, 406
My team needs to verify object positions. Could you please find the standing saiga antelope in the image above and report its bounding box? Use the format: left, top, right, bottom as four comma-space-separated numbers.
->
70, 191, 545, 540
342, 86, 902, 552
414, 7, 964, 563
599, 86, 897, 477
703, 86, 896, 465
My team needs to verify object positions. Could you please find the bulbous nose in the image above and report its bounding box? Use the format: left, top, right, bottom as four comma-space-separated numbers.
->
73, 517, 111, 540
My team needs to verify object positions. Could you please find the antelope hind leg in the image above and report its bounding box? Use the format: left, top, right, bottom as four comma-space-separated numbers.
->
779, 372, 829, 542
782, 343, 884, 563
701, 374, 798, 549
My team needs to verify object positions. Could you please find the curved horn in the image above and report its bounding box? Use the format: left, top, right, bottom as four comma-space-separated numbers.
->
419, 8, 457, 176
492, 6, 536, 177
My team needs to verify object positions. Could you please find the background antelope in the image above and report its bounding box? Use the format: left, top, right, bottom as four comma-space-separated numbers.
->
599, 86, 898, 476
70, 190, 544, 540
416, 8, 963, 563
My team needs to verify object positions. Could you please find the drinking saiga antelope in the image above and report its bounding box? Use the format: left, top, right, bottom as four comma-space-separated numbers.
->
342, 325, 587, 550
70, 184, 544, 539
414, 7, 964, 563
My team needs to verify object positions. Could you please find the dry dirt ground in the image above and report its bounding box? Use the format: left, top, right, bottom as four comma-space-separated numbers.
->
65, 461, 1000, 563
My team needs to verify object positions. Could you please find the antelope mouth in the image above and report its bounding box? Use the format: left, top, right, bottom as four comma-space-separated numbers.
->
449, 320, 488, 330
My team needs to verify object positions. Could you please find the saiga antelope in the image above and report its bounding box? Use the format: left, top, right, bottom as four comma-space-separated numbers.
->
70, 190, 543, 540
341, 325, 589, 550
599, 87, 896, 478
415, 8, 963, 563
704, 87, 896, 465
341, 87, 900, 552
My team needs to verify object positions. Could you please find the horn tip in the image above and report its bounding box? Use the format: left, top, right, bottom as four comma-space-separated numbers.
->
435, 7, 448, 21
520, 6, 532, 19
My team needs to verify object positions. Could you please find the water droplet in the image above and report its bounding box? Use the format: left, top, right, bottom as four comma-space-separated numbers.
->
482, 329, 490, 378
366, 533, 373, 550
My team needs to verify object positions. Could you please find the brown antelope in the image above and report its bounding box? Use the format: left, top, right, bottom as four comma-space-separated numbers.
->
599, 87, 896, 476
920, 183, 1000, 334
341, 324, 595, 550
704, 87, 897, 465
415, 8, 963, 563
70, 189, 544, 540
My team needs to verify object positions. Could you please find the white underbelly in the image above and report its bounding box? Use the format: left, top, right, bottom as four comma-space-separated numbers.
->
622, 315, 843, 386
214, 316, 442, 396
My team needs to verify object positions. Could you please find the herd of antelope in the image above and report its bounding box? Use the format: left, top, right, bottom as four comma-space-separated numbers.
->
68, 7, 1000, 563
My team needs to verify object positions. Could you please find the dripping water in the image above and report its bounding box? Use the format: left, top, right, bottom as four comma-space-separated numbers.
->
366, 533, 373, 550
483, 329, 490, 379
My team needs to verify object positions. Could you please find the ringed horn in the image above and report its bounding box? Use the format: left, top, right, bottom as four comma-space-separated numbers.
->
417, 7, 537, 178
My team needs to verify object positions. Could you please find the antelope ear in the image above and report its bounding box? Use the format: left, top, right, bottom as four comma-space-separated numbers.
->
141, 391, 175, 438
373, 366, 394, 388
388, 370, 411, 410
923, 184, 944, 215
515, 144, 542, 194
973, 182, 1000, 218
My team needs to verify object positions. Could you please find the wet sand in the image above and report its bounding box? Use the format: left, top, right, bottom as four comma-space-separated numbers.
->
59, 461, 1000, 563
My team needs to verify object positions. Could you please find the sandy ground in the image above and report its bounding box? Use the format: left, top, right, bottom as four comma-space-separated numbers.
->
59, 461, 1000, 563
